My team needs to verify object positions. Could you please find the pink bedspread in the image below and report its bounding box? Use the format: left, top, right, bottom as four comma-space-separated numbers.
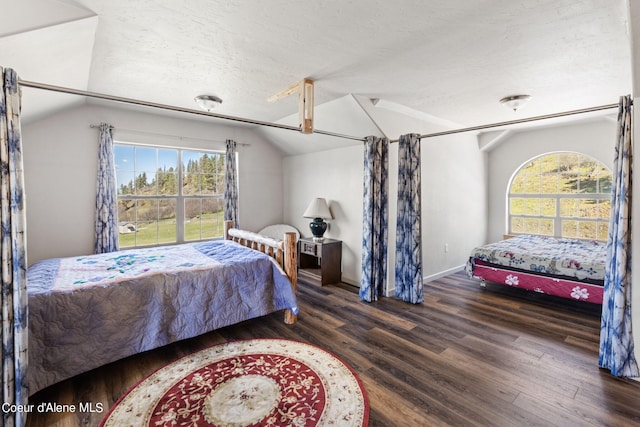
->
465, 234, 606, 283
465, 235, 606, 304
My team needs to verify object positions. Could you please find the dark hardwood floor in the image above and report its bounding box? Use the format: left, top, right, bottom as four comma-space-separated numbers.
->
27, 271, 640, 426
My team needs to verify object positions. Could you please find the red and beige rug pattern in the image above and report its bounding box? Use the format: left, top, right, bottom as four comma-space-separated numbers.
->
100, 338, 368, 426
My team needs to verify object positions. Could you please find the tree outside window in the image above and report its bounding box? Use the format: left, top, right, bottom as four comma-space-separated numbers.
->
115, 144, 225, 248
508, 152, 611, 241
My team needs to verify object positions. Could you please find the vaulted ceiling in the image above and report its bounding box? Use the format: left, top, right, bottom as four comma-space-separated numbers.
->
0, 0, 635, 154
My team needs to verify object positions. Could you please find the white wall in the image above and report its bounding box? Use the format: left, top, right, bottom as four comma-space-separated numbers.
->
283, 145, 364, 285
421, 133, 487, 280
283, 131, 488, 292
22, 103, 285, 265
486, 118, 617, 243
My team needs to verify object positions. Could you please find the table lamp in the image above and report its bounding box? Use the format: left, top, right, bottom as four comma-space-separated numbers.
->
303, 198, 333, 242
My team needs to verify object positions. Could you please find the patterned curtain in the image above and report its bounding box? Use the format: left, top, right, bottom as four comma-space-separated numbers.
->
94, 123, 119, 253
360, 136, 389, 302
395, 133, 423, 304
1, 68, 28, 427
224, 139, 239, 227
598, 95, 639, 378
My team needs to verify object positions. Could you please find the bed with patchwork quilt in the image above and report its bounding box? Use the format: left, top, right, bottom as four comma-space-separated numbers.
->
27, 227, 298, 394
465, 234, 606, 304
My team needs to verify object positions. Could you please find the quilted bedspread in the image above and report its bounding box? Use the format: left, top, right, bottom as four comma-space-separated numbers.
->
27, 240, 298, 393
465, 234, 607, 282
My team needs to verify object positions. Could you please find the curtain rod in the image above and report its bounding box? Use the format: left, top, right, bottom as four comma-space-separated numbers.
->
18, 79, 365, 142
19, 79, 621, 144
390, 102, 620, 143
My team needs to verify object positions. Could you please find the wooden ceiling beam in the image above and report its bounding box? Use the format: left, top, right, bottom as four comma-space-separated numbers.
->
268, 78, 314, 134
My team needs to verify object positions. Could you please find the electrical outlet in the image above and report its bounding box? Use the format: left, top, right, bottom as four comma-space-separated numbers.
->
444, 243, 449, 253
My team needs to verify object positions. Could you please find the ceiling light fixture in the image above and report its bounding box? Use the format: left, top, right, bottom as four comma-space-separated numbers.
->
499, 94, 531, 112
194, 94, 223, 111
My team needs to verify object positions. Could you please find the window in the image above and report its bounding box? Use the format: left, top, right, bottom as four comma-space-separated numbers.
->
508, 152, 612, 241
115, 143, 226, 248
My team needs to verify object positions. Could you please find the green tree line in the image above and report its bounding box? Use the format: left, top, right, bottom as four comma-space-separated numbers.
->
119, 153, 225, 197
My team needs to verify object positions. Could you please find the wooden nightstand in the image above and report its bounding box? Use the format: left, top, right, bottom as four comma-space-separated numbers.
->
297, 238, 342, 286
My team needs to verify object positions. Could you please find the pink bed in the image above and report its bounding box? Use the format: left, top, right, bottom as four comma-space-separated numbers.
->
465, 234, 606, 304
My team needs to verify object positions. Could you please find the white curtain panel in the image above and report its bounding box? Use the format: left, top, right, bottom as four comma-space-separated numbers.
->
1, 67, 28, 427
224, 139, 239, 227
360, 136, 389, 302
395, 133, 423, 304
94, 123, 119, 253
598, 95, 639, 378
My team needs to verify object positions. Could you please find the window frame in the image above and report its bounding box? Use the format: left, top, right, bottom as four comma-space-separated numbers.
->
507, 151, 612, 241
114, 141, 226, 248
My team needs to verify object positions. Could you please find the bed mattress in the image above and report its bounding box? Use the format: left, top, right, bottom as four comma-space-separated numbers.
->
465, 235, 606, 303
465, 234, 606, 283
27, 239, 298, 393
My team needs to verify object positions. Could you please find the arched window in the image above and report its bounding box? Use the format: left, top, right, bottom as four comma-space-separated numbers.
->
508, 152, 612, 241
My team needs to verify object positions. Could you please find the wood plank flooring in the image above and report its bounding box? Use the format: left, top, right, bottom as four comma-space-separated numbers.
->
26, 271, 640, 426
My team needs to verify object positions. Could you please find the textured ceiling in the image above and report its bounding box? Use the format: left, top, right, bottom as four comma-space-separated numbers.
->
0, 0, 634, 153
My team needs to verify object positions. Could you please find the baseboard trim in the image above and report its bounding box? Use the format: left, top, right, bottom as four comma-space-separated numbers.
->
363, 265, 467, 298
341, 276, 359, 287
423, 265, 466, 283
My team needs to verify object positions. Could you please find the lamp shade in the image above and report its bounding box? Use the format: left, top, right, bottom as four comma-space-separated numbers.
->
303, 198, 332, 219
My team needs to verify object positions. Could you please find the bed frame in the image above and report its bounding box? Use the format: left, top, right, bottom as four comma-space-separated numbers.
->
224, 220, 298, 323
470, 259, 604, 304
28, 223, 300, 394
466, 234, 606, 304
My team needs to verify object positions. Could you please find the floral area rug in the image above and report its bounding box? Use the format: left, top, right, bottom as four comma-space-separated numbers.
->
100, 338, 369, 426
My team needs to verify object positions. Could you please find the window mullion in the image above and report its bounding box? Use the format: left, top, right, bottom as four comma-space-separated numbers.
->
554, 196, 562, 237
177, 150, 185, 243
